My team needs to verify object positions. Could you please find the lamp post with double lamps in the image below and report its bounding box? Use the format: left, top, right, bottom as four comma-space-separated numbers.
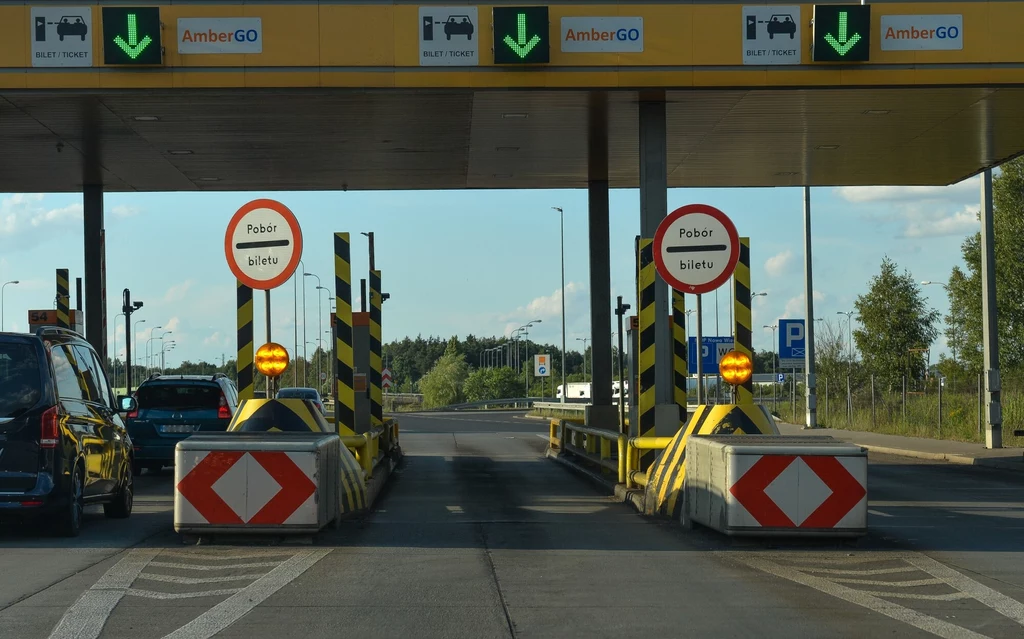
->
1, 280, 19, 331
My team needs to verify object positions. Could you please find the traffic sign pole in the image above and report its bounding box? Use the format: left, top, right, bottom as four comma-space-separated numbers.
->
695, 295, 704, 404
803, 186, 818, 429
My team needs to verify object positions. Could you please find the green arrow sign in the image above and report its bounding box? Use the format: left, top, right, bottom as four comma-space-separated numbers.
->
493, 7, 549, 64
822, 11, 861, 55
102, 7, 162, 65
113, 13, 153, 59
812, 4, 870, 62
503, 13, 541, 59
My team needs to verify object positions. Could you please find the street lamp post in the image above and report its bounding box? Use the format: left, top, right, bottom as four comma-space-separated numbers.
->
303, 273, 321, 387
146, 326, 162, 375
763, 324, 778, 409
133, 319, 147, 374
576, 337, 590, 382
161, 340, 176, 373
114, 312, 125, 387
922, 280, 957, 390
315, 285, 330, 390
1, 280, 19, 331
552, 207, 566, 404
837, 311, 855, 369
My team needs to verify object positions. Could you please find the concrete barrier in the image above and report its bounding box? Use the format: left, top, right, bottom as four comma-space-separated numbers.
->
684, 435, 867, 537
174, 433, 350, 535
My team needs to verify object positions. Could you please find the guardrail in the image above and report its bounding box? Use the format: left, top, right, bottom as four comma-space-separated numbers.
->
549, 419, 671, 489
337, 418, 400, 480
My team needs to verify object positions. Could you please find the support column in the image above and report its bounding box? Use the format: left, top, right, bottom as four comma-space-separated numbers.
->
83, 185, 104, 355
236, 281, 254, 400
638, 96, 679, 443
980, 169, 1002, 448
588, 179, 614, 414
803, 187, 818, 428
368, 270, 383, 428
334, 233, 356, 434
55, 269, 70, 329
733, 237, 753, 404
639, 99, 672, 404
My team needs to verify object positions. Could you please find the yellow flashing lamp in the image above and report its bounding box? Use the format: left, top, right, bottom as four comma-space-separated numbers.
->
719, 350, 753, 387
255, 342, 290, 378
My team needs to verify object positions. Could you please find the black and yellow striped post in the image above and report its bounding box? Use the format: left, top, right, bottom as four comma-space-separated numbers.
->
733, 237, 754, 404
637, 239, 657, 470
236, 280, 254, 401
55, 269, 70, 329
334, 233, 356, 435
368, 269, 383, 428
672, 290, 688, 426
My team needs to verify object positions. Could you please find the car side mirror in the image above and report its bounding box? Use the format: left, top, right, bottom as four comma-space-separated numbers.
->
117, 395, 137, 413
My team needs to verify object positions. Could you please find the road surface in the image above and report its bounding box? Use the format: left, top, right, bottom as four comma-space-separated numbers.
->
1, 411, 1022, 638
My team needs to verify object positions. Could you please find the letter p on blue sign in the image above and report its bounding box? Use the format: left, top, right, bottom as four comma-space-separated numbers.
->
779, 318, 806, 360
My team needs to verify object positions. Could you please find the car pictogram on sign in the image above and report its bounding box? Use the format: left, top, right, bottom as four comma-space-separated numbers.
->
57, 15, 88, 41
767, 14, 796, 39
445, 15, 474, 40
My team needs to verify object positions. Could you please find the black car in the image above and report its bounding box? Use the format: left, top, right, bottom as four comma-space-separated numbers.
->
56, 16, 88, 41
0, 327, 135, 537
444, 16, 474, 40
767, 14, 796, 39
125, 373, 238, 474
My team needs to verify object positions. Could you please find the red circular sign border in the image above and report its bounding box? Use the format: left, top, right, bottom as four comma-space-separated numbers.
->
224, 198, 304, 290
653, 203, 740, 295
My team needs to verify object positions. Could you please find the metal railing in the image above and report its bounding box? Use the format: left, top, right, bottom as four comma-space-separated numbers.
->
337, 418, 400, 480
549, 419, 671, 490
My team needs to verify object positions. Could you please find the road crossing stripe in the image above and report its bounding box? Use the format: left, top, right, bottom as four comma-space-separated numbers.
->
236, 280, 254, 401
334, 232, 356, 434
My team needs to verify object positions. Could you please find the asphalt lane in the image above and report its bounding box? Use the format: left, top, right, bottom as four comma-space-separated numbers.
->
0, 411, 1022, 638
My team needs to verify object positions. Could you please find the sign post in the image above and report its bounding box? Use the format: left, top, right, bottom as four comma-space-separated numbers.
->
778, 319, 806, 369
225, 199, 303, 397
653, 204, 740, 404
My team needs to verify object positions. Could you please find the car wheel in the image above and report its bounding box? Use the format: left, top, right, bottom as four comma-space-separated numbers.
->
59, 35, 65, 41
468, 34, 472, 41
446, 34, 451, 40
104, 466, 133, 519
132, 461, 143, 477
57, 465, 84, 537
769, 32, 774, 39
146, 463, 162, 474
789, 33, 794, 39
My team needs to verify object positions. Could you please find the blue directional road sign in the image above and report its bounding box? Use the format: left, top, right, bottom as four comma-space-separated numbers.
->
779, 319, 806, 369
687, 336, 734, 375
777, 373, 785, 383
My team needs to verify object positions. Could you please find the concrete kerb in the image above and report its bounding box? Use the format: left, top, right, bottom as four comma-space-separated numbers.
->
857, 443, 1024, 471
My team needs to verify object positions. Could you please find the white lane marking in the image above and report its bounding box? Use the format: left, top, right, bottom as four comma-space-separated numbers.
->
160, 551, 295, 561
126, 588, 243, 600
47, 548, 162, 639
861, 591, 973, 601
736, 556, 991, 639
802, 567, 919, 576
909, 556, 1024, 627
163, 549, 331, 639
869, 509, 894, 517
147, 561, 283, 571
136, 573, 267, 585
535, 434, 550, 441
829, 577, 944, 588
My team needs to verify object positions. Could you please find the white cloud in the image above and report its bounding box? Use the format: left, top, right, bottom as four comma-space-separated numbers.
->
111, 204, 141, 218
163, 280, 194, 303
901, 205, 979, 239
764, 250, 794, 278
502, 281, 586, 323
782, 290, 826, 320
833, 178, 978, 205
0, 194, 83, 253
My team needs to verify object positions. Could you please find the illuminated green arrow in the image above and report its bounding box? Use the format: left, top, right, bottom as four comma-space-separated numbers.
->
502, 12, 541, 59
112, 13, 153, 60
823, 11, 861, 56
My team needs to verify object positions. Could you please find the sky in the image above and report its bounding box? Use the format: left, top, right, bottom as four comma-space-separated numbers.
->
0, 179, 981, 368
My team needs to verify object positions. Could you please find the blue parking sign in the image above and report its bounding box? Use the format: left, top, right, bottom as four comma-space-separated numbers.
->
778, 319, 805, 369
687, 336, 734, 374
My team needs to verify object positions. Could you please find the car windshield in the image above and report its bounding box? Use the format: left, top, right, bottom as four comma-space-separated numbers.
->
0, 342, 42, 419
136, 383, 220, 410
278, 388, 317, 400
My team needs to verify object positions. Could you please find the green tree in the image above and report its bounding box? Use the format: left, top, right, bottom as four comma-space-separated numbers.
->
946, 158, 1024, 374
419, 337, 470, 408
463, 366, 525, 401
853, 257, 939, 390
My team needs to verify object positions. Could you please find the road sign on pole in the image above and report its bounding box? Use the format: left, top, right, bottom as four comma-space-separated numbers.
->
687, 336, 734, 375
382, 367, 392, 390
534, 354, 551, 377
653, 203, 740, 294
224, 199, 303, 290
779, 318, 806, 369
